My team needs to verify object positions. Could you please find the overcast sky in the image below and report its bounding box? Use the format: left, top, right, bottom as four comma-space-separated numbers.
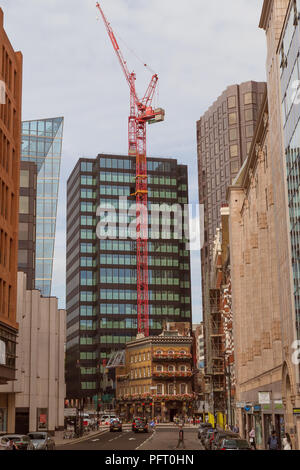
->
2, 0, 267, 322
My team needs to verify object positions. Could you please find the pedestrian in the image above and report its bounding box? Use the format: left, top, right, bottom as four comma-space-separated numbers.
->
6, 439, 18, 451
176, 425, 185, 449
282, 433, 292, 450
267, 430, 279, 450
193, 415, 196, 426
249, 427, 256, 450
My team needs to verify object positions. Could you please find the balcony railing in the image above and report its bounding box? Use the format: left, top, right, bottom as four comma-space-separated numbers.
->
153, 371, 193, 378
117, 393, 196, 402
152, 352, 192, 361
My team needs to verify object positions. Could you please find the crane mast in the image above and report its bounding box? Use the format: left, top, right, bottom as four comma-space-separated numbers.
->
96, 2, 165, 337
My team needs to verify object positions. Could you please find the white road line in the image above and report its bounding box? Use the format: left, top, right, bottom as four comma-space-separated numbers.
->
135, 431, 155, 450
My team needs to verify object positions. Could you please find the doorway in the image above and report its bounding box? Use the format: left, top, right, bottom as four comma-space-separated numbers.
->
170, 409, 178, 422
15, 408, 30, 434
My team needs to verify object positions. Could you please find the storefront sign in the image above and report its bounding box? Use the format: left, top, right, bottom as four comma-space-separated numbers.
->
258, 391, 271, 405
253, 405, 261, 412
236, 402, 246, 408
64, 408, 77, 417
0, 340, 5, 365
293, 408, 300, 415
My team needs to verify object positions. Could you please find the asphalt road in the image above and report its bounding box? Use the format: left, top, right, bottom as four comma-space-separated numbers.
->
56, 425, 203, 451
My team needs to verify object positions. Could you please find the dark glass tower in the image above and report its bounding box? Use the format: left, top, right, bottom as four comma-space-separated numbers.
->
21, 117, 64, 296
66, 154, 192, 404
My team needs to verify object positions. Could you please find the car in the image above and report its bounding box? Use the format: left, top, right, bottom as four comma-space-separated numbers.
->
212, 431, 240, 450
101, 414, 117, 425
200, 426, 214, 445
197, 423, 213, 439
109, 419, 122, 432
132, 417, 148, 433
27, 432, 55, 450
219, 438, 252, 450
0, 434, 34, 450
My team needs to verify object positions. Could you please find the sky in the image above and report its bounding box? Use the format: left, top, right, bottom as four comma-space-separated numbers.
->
1, 0, 267, 322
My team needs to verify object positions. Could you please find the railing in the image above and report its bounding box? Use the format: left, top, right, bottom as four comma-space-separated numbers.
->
152, 352, 192, 360
153, 371, 192, 378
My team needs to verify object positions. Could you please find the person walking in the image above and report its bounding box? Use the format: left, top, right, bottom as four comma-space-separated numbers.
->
176, 425, 185, 449
267, 430, 279, 450
249, 427, 256, 450
6, 439, 18, 451
282, 433, 292, 450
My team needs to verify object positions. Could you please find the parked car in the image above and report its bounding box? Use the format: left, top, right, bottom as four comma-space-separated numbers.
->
200, 426, 214, 445
212, 431, 240, 450
109, 418, 122, 432
197, 423, 213, 439
0, 435, 34, 450
101, 414, 117, 425
132, 417, 148, 433
219, 438, 252, 450
27, 432, 55, 450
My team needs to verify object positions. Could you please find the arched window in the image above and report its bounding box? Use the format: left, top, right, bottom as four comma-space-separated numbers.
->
180, 383, 186, 394
156, 365, 163, 372
168, 365, 175, 372
179, 365, 186, 372
168, 350, 174, 355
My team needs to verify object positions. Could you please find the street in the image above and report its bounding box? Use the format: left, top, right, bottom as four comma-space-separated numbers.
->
56, 425, 203, 451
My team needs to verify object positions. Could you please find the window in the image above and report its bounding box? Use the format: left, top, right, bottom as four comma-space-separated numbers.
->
157, 384, 163, 395
245, 109, 254, 121
168, 350, 174, 355
156, 365, 163, 372
246, 125, 254, 138
227, 96, 236, 108
230, 160, 239, 173
19, 222, 29, 240
180, 383, 186, 394
244, 92, 256, 105
228, 113, 237, 125
168, 365, 175, 372
230, 145, 238, 158
229, 128, 237, 141
19, 196, 29, 214
20, 170, 29, 188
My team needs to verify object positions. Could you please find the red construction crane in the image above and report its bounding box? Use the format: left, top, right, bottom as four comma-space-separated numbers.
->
96, 3, 165, 337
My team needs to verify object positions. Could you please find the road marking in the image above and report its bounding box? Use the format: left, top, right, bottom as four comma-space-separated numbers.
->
129, 438, 136, 441
91, 439, 100, 442
135, 431, 155, 450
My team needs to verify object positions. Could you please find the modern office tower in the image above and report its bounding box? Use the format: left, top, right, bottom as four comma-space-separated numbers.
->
196, 81, 266, 383
197, 81, 266, 273
21, 117, 64, 296
18, 161, 37, 290
66, 154, 192, 404
0, 8, 22, 433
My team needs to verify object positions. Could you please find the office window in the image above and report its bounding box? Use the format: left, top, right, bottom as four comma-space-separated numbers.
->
245, 109, 254, 121
244, 92, 256, 105
19, 222, 29, 240
229, 128, 238, 141
228, 96, 236, 109
19, 196, 29, 214
230, 145, 238, 158
246, 125, 254, 138
20, 170, 30, 188
228, 113, 237, 125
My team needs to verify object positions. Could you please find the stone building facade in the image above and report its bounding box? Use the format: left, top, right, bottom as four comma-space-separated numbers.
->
259, 0, 300, 449
228, 92, 286, 448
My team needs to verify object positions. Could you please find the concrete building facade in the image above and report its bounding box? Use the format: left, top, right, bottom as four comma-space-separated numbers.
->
0, 7, 22, 433
0, 272, 66, 435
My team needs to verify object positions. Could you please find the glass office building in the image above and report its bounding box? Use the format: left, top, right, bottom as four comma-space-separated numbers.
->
280, 1, 300, 337
21, 117, 64, 296
66, 154, 192, 403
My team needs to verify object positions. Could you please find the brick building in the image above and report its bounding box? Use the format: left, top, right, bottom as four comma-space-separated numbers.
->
0, 8, 22, 433
114, 323, 195, 422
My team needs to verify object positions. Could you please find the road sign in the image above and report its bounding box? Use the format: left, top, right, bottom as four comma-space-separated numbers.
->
64, 408, 77, 417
